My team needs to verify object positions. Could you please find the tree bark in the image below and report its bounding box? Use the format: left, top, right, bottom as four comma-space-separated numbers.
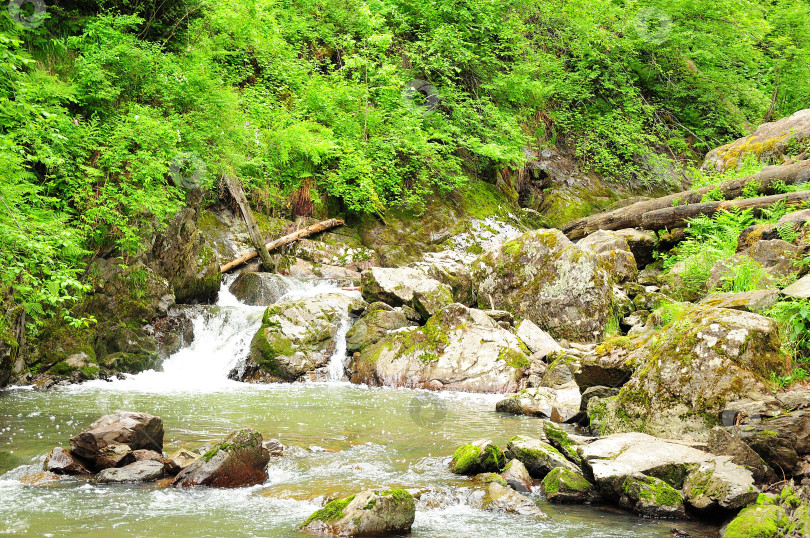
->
220, 218, 345, 273
640, 190, 810, 230
561, 160, 810, 239
222, 174, 275, 272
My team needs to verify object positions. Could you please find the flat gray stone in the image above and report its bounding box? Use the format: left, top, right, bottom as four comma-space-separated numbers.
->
782, 275, 810, 299
516, 320, 561, 358
699, 289, 779, 312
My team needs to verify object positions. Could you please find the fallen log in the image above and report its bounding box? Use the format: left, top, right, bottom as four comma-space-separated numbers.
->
562, 160, 810, 239
222, 174, 275, 272
220, 218, 345, 273
640, 190, 810, 231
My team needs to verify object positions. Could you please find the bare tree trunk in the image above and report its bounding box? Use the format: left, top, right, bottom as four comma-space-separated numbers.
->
222, 174, 275, 272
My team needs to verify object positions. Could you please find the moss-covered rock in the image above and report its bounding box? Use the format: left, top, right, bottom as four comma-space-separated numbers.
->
348, 303, 530, 393
619, 474, 685, 518
451, 440, 505, 475
504, 436, 581, 478
541, 467, 597, 503
172, 428, 270, 488
590, 305, 790, 440
471, 229, 612, 342
722, 501, 788, 537
300, 489, 416, 536
360, 267, 453, 319
482, 482, 548, 518
345, 305, 415, 353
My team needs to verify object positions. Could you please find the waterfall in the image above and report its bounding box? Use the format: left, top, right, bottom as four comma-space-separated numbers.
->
327, 316, 352, 382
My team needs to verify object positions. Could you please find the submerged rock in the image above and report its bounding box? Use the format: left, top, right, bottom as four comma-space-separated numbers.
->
96, 460, 165, 484
451, 440, 505, 475
471, 229, 612, 342
349, 304, 530, 393
69, 412, 164, 471
483, 482, 548, 518
541, 467, 597, 503
300, 489, 416, 536
248, 293, 364, 381
172, 428, 270, 488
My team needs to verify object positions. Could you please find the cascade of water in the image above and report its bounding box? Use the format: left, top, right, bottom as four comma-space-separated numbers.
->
327, 316, 352, 382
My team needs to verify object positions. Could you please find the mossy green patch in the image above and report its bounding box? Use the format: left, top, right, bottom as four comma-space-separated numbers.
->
301, 495, 356, 527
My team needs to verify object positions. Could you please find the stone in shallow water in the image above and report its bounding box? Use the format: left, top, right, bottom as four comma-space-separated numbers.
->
69, 411, 164, 470
300, 489, 416, 536
43, 447, 91, 475
504, 436, 580, 479
541, 467, 596, 503
164, 449, 200, 476
96, 460, 165, 484
451, 439, 505, 475
501, 459, 532, 493
483, 482, 548, 518
172, 428, 270, 488
618, 474, 685, 518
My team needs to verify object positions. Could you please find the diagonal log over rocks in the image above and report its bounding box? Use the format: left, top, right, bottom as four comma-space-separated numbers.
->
561, 160, 810, 239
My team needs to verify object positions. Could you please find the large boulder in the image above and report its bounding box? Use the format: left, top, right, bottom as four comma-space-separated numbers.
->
515, 320, 561, 359
618, 474, 685, 518
361, 267, 453, 319
577, 230, 638, 283
471, 229, 612, 342
578, 433, 758, 509
501, 459, 532, 492
410, 251, 476, 306
495, 386, 581, 423
349, 304, 530, 393
589, 306, 790, 440
702, 109, 810, 172
482, 482, 548, 518
344, 304, 415, 353
172, 428, 270, 488
96, 460, 165, 484
228, 272, 297, 306
736, 410, 810, 475
69, 412, 164, 471
248, 293, 364, 381
451, 440, 505, 475
300, 489, 415, 536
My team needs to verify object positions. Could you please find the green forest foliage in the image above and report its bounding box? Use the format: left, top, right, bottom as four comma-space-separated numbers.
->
1, 0, 809, 335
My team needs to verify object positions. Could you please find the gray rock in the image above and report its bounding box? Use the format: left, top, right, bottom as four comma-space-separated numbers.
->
164, 449, 200, 476
580, 386, 620, 413
248, 293, 364, 381
495, 386, 581, 423
782, 274, 810, 299
707, 428, 776, 485
43, 447, 91, 475
471, 229, 613, 342
300, 489, 416, 536
541, 467, 597, 503
612, 229, 658, 268
229, 272, 297, 306
483, 482, 548, 518
515, 320, 561, 358
360, 267, 453, 318
682, 459, 759, 511
345, 306, 415, 353
699, 289, 780, 313
578, 230, 638, 283
349, 304, 530, 393
736, 410, 810, 475
501, 459, 532, 492
96, 460, 165, 484
505, 436, 581, 478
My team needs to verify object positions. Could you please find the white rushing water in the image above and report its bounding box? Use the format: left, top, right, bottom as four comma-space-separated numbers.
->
70, 275, 359, 395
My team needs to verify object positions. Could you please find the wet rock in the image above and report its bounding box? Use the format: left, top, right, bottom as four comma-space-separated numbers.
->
505, 436, 580, 478
682, 459, 759, 511
95, 443, 134, 470
300, 489, 416, 536
515, 320, 561, 359
451, 440, 505, 475
501, 459, 532, 492
578, 433, 758, 504
702, 109, 810, 172
541, 467, 597, 503
248, 293, 364, 381
229, 272, 297, 306
350, 304, 530, 393
543, 422, 586, 467
172, 429, 269, 488
96, 460, 165, 484
495, 386, 581, 423
589, 306, 789, 440
707, 428, 776, 485
721, 495, 789, 537
483, 482, 548, 518
164, 449, 200, 476
345, 305, 415, 353
699, 289, 780, 313
69, 412, 164, 470
619, 474, 685, 518
782, 274, 810, 299
471, 229, 613, 342
43, 447, 91, 475
19, 472, 61, 486
282, 257, 362, 284
263, 439, 284, 457
360, 267, 453, 319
